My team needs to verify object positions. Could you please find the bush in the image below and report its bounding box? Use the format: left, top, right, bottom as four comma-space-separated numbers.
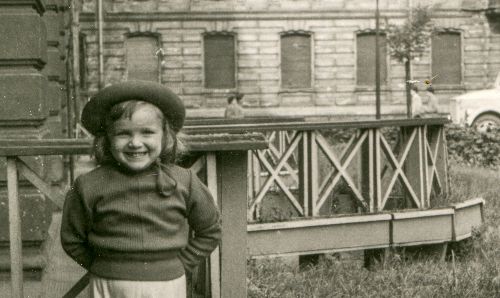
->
446, 124, 500, 169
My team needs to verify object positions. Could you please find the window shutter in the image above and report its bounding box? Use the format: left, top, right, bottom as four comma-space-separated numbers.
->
125, 36, 159, 82
204, 34, 235, 89
281, 34, 311, 89
356, 33, 387, 86
432, 32, 461, 85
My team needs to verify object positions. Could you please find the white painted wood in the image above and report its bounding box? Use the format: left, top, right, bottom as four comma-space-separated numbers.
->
206, 153, 220, 298
7, 157, 23, 298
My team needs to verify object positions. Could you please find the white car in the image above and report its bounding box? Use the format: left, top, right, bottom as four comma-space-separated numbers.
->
450, 73, 500, 132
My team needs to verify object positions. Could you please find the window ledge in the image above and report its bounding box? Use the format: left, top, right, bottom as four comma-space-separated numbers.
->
354, 85, 390, 92
202, 88, 238, 95
278, 88, 315, 94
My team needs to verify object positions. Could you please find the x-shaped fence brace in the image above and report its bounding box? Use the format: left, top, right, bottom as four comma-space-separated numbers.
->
313, 130, 369, 214
249, 132, 305, 217
425, 126, 443, 200
263, 131, 299, 185
379, 128, 421, 209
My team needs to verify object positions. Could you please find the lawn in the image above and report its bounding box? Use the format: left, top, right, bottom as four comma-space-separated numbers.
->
247, 164, 500, 297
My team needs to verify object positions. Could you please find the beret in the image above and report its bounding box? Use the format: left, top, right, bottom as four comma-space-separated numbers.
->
81, 80, 186, 135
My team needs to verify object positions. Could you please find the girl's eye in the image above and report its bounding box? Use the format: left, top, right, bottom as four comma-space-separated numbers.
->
114, 131, 129, 136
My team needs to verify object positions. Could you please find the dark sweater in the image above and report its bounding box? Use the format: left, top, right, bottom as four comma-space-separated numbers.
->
60, 163, 221, 281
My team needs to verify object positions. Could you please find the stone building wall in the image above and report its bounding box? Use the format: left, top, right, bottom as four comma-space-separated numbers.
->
77, 0, 500, 118
0, 0, 70, 274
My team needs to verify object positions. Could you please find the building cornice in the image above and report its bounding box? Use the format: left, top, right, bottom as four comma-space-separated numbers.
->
0, 0, 45, 14
80, 9, 472, 22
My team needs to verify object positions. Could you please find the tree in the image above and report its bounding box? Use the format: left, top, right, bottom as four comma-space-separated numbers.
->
386, 6, 433, 117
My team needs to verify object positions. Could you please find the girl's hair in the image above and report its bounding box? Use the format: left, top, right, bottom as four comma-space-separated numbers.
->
92, 100, 187, 196
411, 84, 419, 92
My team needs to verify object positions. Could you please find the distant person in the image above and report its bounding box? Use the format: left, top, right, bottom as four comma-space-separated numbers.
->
425, 85, 439, 113
224, 92, 244, 119
410, 84, 424, 118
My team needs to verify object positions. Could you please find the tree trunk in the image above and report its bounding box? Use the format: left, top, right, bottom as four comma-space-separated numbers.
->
405, 60, 412, 118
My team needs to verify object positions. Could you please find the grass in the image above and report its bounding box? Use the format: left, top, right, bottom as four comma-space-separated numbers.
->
247, 164, 500, 297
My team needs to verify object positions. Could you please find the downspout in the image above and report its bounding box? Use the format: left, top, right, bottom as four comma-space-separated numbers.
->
71, 0, 81, 124
97, 0, 104, 90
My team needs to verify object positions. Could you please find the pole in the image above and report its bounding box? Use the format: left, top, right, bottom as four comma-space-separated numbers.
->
71, 1, 81, 124
406, 0, 413, 118
97, 0, 104, 90
7, 158, 23, 298
375, 0, 381, 119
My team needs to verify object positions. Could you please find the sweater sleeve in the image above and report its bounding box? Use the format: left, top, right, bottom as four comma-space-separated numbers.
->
178, 170, 222, 273
60, 181, 94, 269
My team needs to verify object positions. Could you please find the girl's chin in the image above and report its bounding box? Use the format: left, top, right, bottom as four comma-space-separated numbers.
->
119, 161, 155, 172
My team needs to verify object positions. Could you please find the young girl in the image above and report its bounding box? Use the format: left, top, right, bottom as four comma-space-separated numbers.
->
61, 81, 221, 298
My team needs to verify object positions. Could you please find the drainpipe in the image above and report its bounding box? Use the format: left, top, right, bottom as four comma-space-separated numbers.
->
97, 0, 104, 90
71, 0, 81, 124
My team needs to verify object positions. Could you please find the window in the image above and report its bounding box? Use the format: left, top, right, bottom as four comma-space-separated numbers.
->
356, 32, 387, 86
432, 32, 461, 85
204, 33, 236, 89
125, 36, 159, 82
281, 33, 311, 89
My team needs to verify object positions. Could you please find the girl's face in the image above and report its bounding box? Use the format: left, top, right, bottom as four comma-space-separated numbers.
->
108, 104, 164, 172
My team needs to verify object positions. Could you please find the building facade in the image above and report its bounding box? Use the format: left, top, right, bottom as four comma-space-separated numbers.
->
0, 0, 71, 275
78, 0, 500, 119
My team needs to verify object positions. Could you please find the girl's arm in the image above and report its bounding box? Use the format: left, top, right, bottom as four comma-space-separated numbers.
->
178, 170, 222, 273
60, 183, 94, 269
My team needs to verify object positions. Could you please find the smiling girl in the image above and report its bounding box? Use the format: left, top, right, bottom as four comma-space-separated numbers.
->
61, 81, 221, 298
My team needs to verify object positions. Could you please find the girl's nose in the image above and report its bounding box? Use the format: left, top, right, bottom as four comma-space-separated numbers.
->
128, 136, 142, 148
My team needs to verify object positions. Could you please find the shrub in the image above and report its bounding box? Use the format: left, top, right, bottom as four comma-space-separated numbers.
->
446, 124, 500, 169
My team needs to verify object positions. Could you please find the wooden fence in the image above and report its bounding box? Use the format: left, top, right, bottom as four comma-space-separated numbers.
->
185, 117, 450, 220
0, 117, 486, 298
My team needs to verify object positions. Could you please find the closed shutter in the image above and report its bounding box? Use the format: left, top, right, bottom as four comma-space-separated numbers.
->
432, 32, 461, 85
281, 34, 311, 89
125, 36, 159, 82
356, 33, 387, 86
204, 34, 235, 89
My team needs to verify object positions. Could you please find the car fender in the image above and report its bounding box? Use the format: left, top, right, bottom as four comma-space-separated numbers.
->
466, 108, 500, 126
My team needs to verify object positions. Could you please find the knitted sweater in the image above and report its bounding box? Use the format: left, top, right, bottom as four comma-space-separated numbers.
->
60, 163, 221, 281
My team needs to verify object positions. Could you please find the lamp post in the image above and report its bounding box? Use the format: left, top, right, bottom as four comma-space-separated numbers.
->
406, 0, 413, 118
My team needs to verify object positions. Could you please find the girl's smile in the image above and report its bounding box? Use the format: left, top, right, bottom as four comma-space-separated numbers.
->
108, 105, 164, 172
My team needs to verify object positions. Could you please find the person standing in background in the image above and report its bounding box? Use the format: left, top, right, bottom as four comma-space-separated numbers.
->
425, 85, 440, 113
410, 84, 424, 118
224, 92, 244, 119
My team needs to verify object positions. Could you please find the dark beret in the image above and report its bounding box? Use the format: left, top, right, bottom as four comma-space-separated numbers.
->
81, 80, 186, 135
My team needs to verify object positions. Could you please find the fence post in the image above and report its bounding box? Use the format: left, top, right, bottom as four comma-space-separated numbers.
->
206, 153, 220, 298
361, 129, 386, 268
7, 157, 24, 298
216, 151, 248, 298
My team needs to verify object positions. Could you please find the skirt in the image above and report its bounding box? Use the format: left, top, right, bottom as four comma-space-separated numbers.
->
89, 274, 186, 298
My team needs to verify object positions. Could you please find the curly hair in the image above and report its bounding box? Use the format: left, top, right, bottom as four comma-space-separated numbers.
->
92, 100, 187, 196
